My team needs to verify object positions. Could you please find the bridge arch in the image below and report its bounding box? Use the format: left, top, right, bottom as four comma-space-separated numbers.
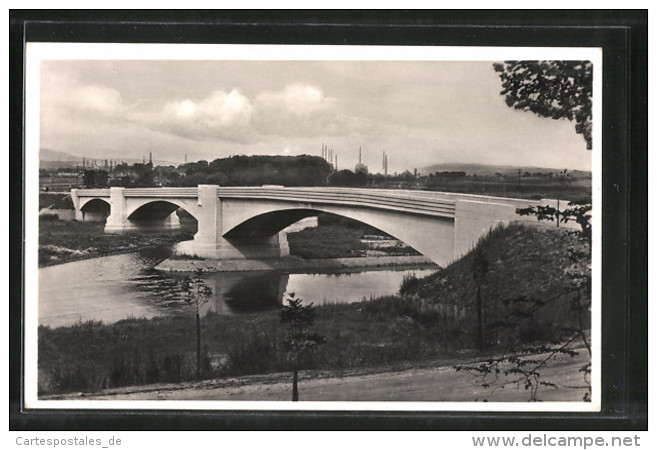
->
126, 199, 199, 221
112, 199, 199, 234
79, 198, 110, 222
221, 204, 455, 265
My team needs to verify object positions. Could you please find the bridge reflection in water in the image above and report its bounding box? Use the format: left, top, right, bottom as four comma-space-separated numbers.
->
38, 246, 436, 328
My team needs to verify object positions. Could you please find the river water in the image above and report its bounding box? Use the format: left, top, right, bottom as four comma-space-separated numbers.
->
38, 246, 436, 328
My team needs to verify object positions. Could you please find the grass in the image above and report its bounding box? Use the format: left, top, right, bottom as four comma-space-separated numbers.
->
38, 218, 194, 267
38, 223, 587, 396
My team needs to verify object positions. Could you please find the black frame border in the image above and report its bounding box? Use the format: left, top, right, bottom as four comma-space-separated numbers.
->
9, 10, 648, 431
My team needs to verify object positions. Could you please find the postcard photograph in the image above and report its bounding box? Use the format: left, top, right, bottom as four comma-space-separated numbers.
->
23, 43, 601, 412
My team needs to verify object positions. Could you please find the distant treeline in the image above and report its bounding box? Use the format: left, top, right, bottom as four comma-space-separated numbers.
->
76, 155, 333, 188
177, 155, 333, 187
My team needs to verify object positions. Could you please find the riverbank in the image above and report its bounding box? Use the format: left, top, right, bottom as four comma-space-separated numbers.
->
38, 218, 193, 267
156, 255, 437, 273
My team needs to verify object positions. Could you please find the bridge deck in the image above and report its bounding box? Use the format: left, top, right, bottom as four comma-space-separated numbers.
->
73, 186, 547, 220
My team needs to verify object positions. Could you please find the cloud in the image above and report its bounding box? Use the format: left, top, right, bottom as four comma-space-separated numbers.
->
156, 89, 254, 141
252, 84, 359, 137
255, 84, 335, 116
41, 77, 124, 116
73, 85, 124, 113
146, 83, 361, 142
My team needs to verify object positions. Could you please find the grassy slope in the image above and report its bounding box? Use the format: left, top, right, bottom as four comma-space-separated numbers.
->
38, 224, 583, 395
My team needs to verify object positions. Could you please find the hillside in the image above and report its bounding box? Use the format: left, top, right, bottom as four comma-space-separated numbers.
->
400, 223, 587, 347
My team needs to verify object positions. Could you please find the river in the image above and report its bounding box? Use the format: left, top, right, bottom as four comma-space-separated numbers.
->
38, 245, 436, 328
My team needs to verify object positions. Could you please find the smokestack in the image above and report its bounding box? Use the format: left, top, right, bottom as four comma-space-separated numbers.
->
335, 154, 338, 171
143, 155, 145, 164
149, 152, 152, 165
359, 146, 362, 164
185, 154, 187, 164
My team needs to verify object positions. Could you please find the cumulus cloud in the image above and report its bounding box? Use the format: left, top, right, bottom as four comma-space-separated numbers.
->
146, 84, 359, 142
157, 89, 254, 141
41, 76, 124, 116
252, 84, 357, 137
73, 85, 124, 113
41, 76, 362, 149
255, 84, 335, 116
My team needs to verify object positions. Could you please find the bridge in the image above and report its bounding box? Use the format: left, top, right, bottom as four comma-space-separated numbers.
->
70, 185, 556, 266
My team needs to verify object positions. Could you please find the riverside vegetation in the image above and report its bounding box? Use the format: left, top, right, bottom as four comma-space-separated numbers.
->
38, 223, 587, 397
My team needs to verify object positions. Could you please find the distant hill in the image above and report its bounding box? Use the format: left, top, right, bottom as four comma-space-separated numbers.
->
420, 162, 591, 179
39, 148, 81, 162
39, 148, 182, 169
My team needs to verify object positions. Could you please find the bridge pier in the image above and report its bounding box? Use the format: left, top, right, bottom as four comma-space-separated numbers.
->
104, 187, 181, 233
175, 185, 289, 260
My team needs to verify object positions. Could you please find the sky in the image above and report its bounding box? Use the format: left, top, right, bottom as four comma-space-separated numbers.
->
39, 59, 592, 173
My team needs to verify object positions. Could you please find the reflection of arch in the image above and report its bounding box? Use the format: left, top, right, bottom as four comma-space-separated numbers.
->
79, 198, 110, 222
222, 272, 289, 312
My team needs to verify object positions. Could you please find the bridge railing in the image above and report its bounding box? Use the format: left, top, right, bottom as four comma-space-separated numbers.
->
74, 189, 110, 197
123, 187, 198, 198
215, 187, 456, 218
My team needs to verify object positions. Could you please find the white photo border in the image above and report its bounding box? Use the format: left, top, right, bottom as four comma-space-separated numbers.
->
23, 43, 603, 412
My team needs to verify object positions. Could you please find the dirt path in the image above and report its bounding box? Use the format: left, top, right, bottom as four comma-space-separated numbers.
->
49, 349, 590, 403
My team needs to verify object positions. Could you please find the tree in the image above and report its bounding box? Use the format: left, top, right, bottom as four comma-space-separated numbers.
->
493, 61, 593, 149
82, 169, 108, 188
132, 163, 156, 187
180, 269, 213, 380
280, 293, 325, 401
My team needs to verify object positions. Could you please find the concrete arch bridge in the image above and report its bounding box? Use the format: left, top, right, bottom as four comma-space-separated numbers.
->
70, 185, 556, 266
